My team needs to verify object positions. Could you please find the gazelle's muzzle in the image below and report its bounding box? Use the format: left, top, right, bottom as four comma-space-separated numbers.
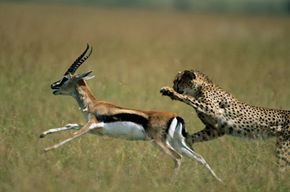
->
50, 80, 62, 95
51, 82, 59, 89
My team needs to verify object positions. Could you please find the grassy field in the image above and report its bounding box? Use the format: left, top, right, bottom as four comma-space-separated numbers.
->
0, 3, 289, 192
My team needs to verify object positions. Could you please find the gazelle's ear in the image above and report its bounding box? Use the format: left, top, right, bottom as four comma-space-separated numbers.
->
83, 74, 95, 81
76, 71, 95, 81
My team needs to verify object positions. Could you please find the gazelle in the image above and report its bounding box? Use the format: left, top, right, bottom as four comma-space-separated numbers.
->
40, 44, 222, 182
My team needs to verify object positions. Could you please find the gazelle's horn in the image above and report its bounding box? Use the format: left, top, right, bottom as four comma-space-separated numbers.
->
64, 44, 93, 75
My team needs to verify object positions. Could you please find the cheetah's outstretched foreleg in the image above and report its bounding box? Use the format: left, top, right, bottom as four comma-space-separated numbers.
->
160, 87, 209, 114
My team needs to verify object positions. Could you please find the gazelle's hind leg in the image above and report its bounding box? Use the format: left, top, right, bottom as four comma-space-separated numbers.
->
179, 140, 223, 183
155, 140, 182, 180
166, 117, 223, 182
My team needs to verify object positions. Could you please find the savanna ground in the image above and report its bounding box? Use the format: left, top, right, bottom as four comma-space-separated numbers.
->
0, 2, 289, 192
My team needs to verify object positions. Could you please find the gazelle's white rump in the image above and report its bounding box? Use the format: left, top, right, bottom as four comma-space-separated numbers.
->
90, 122, 146, 140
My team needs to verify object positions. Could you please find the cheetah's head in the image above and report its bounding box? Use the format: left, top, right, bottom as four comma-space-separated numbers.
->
173, 70, 212, 96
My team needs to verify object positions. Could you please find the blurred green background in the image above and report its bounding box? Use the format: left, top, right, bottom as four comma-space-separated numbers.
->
0, 1, 289, 192
2, 0, 290, 14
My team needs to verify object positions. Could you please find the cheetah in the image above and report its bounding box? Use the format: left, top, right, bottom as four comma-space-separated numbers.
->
160, 70, 290, 170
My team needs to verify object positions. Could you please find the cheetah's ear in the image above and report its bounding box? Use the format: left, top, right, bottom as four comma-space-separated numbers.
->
183, 70, 196, 81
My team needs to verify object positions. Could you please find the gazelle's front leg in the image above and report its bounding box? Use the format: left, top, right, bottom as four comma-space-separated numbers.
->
44, 117, 99, 152
40, 123, 82, 138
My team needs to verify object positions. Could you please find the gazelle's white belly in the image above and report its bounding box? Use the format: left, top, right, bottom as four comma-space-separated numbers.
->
91, 121, 146, 140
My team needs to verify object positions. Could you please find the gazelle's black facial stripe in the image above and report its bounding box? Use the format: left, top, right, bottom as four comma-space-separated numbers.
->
51, 76, 69, 89
51, 80, 61, 89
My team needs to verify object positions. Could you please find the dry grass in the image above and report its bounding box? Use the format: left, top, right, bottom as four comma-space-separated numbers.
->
0, 2, 289, 192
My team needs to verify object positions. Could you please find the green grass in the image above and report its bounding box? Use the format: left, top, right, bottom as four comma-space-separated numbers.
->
0, 2, 289, 192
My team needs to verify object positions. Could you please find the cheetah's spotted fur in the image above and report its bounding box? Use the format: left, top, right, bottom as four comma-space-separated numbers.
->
161, 70, 290, 170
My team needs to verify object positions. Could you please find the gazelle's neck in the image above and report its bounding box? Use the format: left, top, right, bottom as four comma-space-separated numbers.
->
72, 80, 97, 119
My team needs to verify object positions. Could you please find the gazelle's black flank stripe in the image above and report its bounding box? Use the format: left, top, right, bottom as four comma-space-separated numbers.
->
97, 113, 149, 129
